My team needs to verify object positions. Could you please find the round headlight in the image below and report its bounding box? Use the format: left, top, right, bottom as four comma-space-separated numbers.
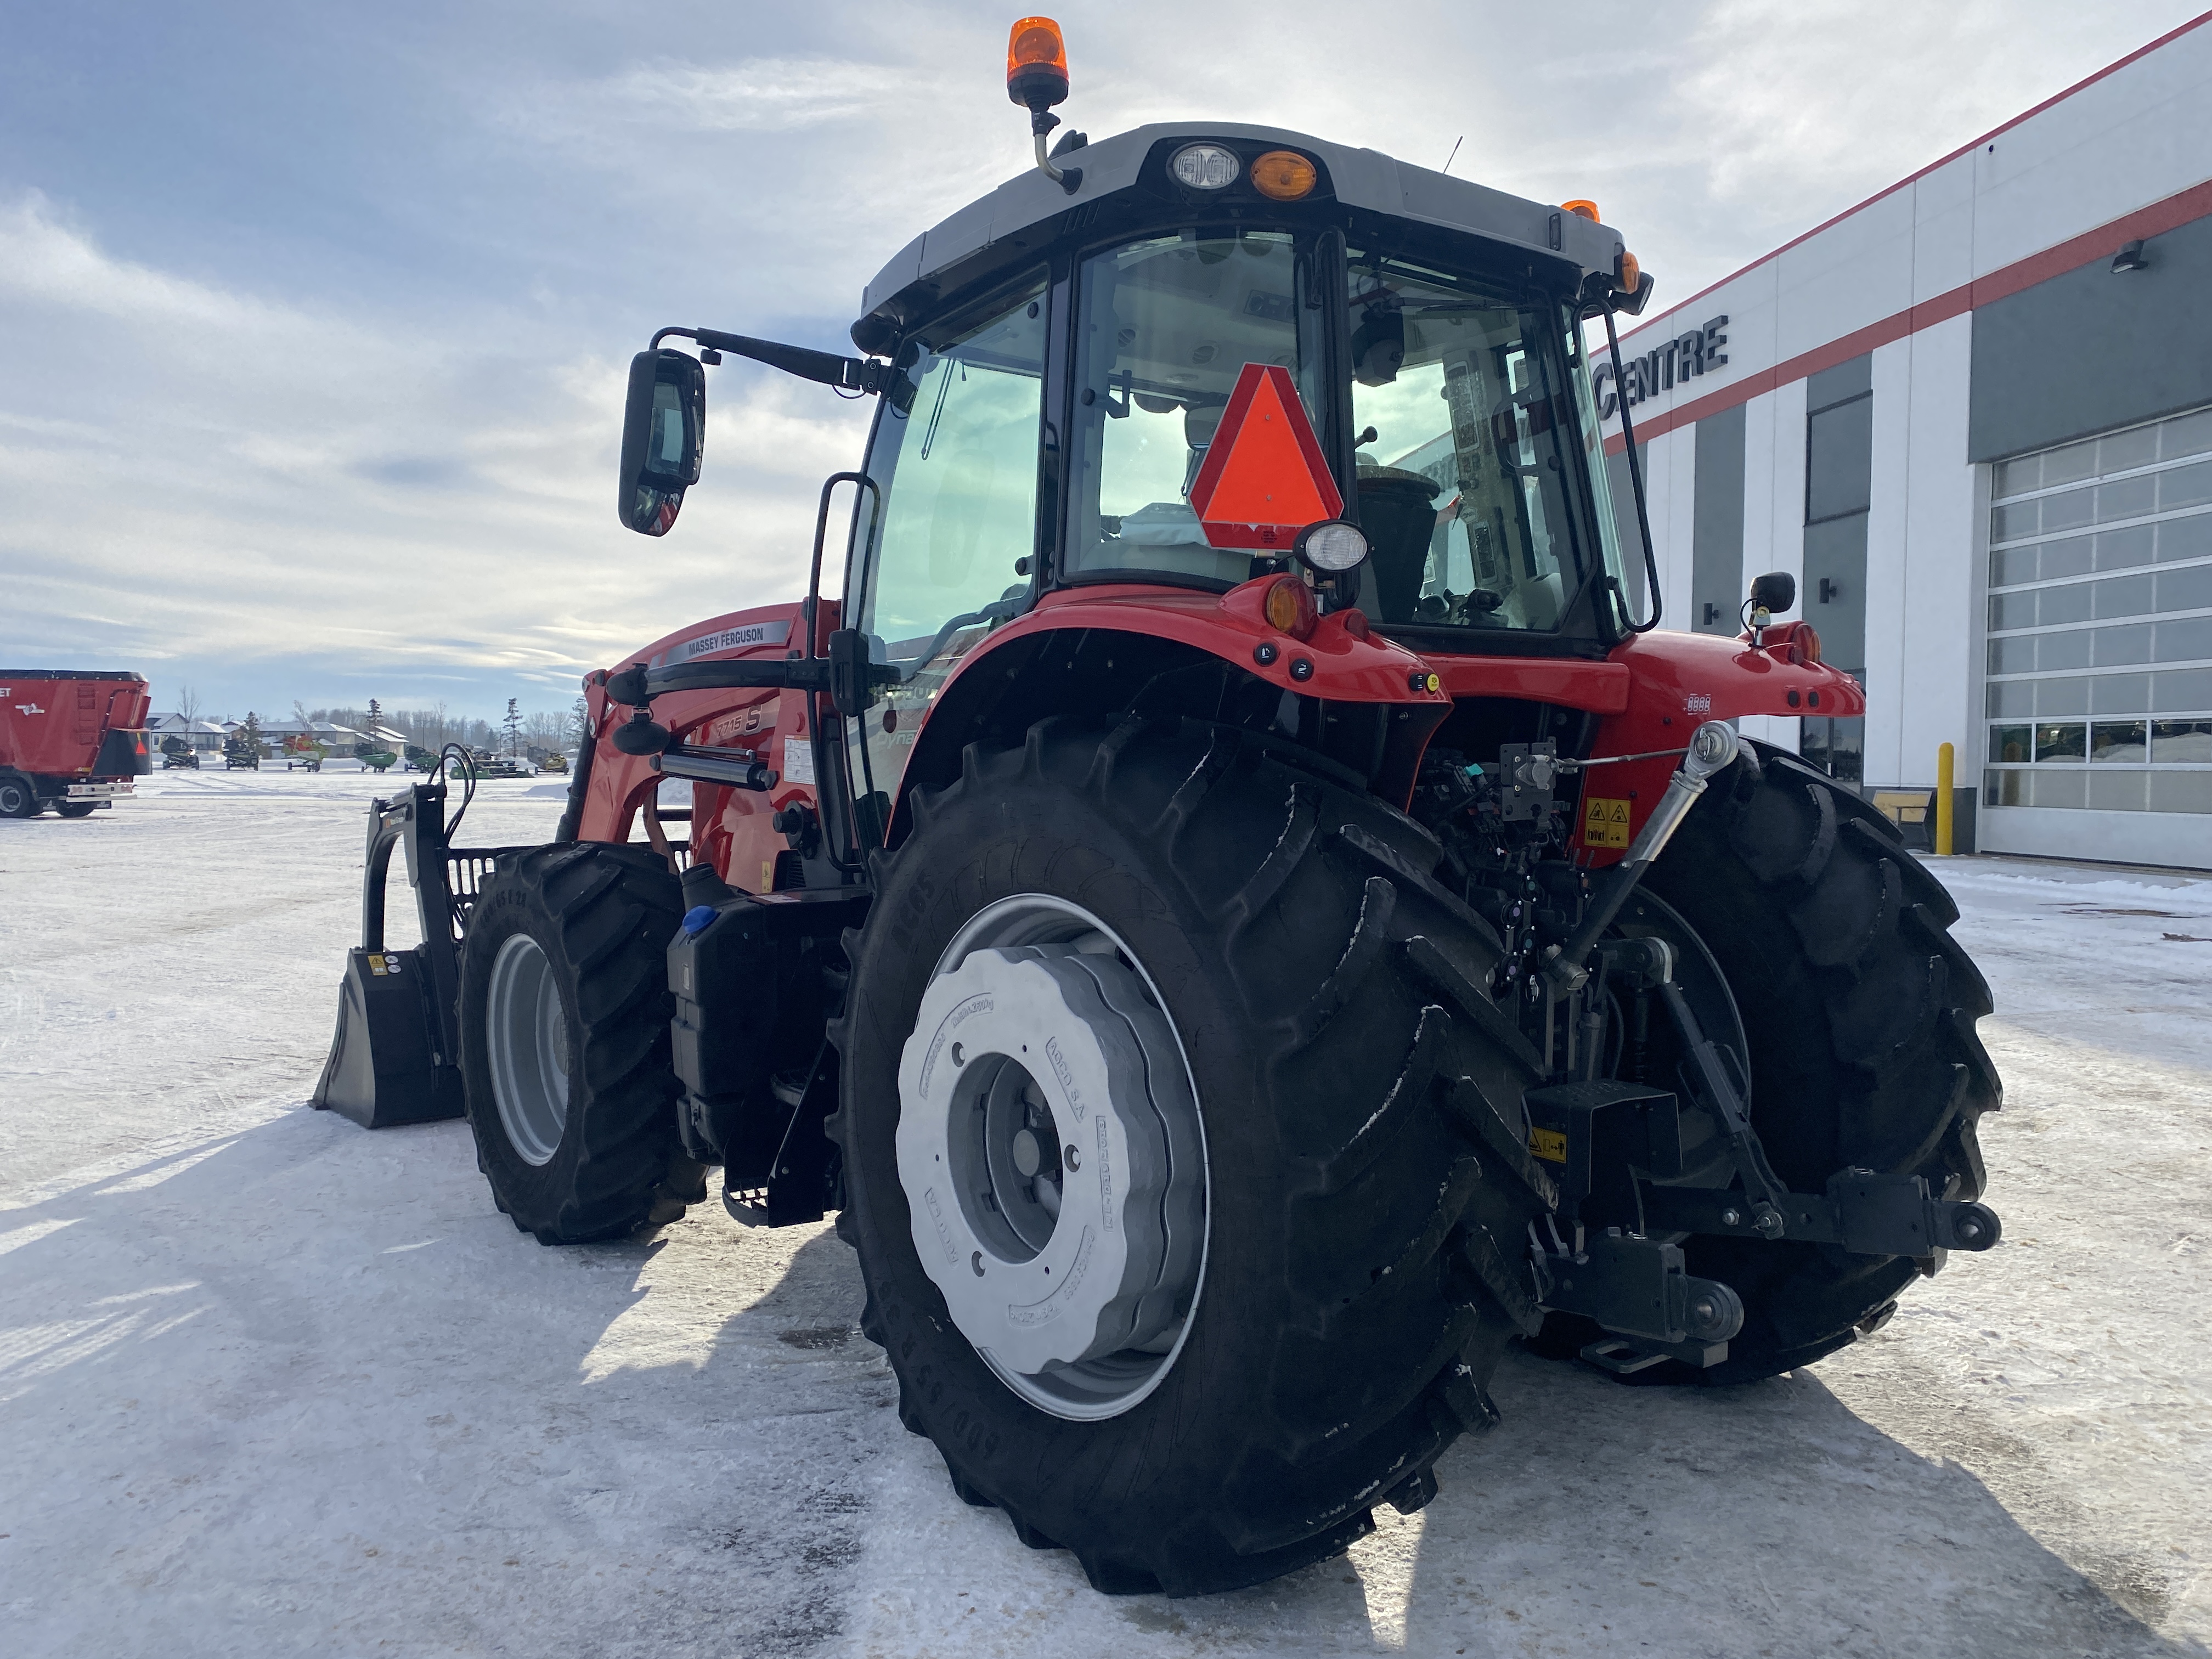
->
1169, 143, 1240, 190
1295, 519, 1369, 573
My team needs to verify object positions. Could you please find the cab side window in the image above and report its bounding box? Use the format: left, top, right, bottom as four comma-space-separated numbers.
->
854, 279, 1047, 800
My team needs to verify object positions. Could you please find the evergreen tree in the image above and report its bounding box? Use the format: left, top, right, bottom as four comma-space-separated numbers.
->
503, 697, 523, 756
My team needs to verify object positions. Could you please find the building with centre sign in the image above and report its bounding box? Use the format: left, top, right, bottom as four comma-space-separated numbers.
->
1599, 12, 2212, 868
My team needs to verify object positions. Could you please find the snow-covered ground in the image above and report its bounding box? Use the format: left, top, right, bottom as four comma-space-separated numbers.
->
3, 773, 2208, 1657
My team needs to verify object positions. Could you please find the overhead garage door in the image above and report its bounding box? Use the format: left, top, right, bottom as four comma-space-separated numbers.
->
1983, 404, 2212, 838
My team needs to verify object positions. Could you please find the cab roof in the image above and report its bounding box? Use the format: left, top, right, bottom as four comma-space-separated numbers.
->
853, 121, 1626, 354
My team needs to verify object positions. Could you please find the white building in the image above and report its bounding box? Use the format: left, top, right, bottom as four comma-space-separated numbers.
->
1599, 15, 2212, 868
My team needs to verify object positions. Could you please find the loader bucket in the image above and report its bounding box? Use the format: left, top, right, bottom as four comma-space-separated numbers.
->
313, 946, 465, 1128
311, 781, 490, 1129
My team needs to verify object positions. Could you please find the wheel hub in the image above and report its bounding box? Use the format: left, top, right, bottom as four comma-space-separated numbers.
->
485, 933, 571, 1166
895, 896, 1205, 1419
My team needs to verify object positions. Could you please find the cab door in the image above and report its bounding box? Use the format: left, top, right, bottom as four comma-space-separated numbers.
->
840, 274, 1054, 832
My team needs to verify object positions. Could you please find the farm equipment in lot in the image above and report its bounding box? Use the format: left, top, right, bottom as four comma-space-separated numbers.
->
0, 669, 151, 817
318, 20, 2002, 1597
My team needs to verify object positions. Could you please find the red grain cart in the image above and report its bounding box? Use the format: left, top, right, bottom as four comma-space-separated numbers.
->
0, 670, 151, 819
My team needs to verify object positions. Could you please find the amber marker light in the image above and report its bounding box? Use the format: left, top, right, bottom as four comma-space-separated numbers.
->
1251, 150, 1318, 201
1617, 250, 1641, 293
1262, 573, 1318, 640
1006, 16, 1069, 109
1562, 199, 1600, 221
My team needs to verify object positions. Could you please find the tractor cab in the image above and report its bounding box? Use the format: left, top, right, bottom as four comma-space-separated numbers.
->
616, 96, 1674, 866
847, 127, 1639, 653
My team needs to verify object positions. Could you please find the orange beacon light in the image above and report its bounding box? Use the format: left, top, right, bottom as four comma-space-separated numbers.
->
1007, 18, 1069, 111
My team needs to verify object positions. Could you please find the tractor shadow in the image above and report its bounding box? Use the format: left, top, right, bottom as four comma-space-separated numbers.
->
1395, 1344, 2208, 1658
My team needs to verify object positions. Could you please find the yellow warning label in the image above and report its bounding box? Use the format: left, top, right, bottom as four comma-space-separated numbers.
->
1582, 795, 1633, 849
761, 859, 776, 894
367, 953, 387, 976
1528, 1126, 1569, 1164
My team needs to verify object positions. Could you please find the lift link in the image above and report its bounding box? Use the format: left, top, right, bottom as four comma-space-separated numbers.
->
1646, 962, 2002, 1256
1542, 719, 1740, 994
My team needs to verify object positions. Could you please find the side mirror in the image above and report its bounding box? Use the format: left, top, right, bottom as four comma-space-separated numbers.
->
618, 349, 706, 535
1749, 571, 1796, 614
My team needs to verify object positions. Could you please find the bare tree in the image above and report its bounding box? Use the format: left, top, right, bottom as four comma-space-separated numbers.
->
178, 684, 202, 727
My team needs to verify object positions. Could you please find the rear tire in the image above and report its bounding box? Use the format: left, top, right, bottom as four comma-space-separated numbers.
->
834, 716, 1557, 1595
57, 802, 99, 819
1622, 741, 2001, 1384
457, 843, 700, 1243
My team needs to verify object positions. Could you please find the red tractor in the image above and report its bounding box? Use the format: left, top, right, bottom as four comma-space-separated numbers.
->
319, 21, 2001, 1597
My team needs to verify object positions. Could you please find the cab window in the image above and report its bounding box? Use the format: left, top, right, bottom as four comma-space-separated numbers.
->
1065, 230, 1330, 586
854, 278, 1046, 802
1342, 254, 1617, 635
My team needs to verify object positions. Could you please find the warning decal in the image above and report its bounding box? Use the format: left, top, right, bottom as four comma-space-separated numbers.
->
1186, 363, 1344, 551
1582, 795, 1633, 850
1528, 1126, 1568, 1164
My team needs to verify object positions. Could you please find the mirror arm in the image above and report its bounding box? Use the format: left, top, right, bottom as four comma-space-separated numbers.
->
652, 326, 891, 395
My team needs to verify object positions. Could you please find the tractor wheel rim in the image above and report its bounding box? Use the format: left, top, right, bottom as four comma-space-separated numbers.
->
895, 893, 1209, 1422
486, 933, 571, 1166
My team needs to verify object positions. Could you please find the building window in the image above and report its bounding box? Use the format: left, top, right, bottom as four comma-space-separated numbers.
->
1800, 356, 1872, 776
1983, 403, 2212, 814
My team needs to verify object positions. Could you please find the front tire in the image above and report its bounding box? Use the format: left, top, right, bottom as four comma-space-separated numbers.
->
0, 774, 40, 817
457, 843, 699, 1243
834, 716, 1558, 1595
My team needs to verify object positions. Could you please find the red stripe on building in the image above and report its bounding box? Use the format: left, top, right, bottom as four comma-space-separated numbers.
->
1605, 175, 2212, 455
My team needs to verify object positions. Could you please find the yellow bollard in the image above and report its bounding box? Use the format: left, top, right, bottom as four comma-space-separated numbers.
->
1935, 742, 1955, 856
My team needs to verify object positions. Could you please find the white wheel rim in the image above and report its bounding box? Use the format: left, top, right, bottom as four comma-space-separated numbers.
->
895, 894, 1210, 1421
486, 933, 571, 1166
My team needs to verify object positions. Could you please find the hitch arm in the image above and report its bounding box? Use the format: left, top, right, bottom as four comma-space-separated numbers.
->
1641, 1173, 2001, 1256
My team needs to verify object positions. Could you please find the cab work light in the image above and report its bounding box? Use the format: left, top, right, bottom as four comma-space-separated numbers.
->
1293, 519, 1368, 573
1251, 150, 1317, 201
1170, 143, 1240, 190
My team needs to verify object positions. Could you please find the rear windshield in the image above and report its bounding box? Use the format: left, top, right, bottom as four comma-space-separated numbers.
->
1341, 252, 1621, 635
1064, 230, 1331, 585
1059, 231, 1626, 637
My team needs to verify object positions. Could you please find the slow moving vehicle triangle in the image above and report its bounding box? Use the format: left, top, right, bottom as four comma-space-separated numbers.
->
1188, 363, 1344, 550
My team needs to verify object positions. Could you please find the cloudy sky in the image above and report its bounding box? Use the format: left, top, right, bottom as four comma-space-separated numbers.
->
2, 1, 2200, 722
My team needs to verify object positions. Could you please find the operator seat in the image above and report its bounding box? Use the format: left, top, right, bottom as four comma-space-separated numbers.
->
1357, 466, 1442, 623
